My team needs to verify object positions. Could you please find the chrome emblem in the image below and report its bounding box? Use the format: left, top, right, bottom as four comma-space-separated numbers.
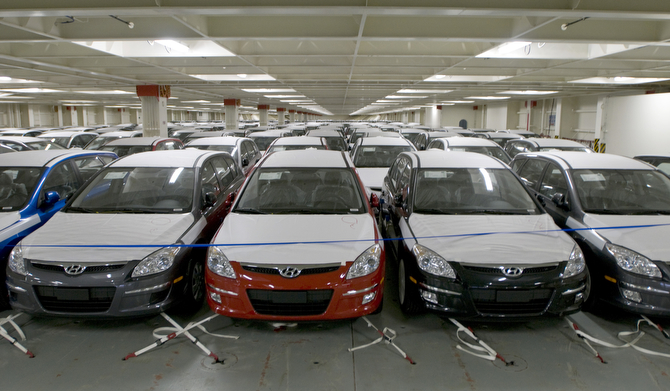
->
279, 267, 301, 278
64, 265, 86, 275
502, 267, 523, 277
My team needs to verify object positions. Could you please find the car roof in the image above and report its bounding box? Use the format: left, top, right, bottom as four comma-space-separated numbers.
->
522, 151, 653, 170
262, 150, 351, 168
437, 138, 504, 147
98, 131, 142, 138
269, 136, 326, 146
104, 137, 178, 146
0, 136, 50, 142
38, 131, 96, 137
403, 150, 508, 169
110, 149, 226, 168
516, 138, 589, 147
359, 136, 415, 146
488, 132, 524, 139
186, 136, 245, 146
0, 149, 116, 168
305, 129, 343, 137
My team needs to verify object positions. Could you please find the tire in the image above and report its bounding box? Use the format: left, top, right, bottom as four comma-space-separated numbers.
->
178, 259, 205, 313
398, 258, 423, 314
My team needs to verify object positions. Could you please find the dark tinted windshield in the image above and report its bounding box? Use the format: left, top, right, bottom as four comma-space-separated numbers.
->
235, 168, 365, 214
572, 169, 670, 214
413, 168, 540, 214
101, 145, 152, 157
353, 145, 414, 167
447, 146, 511, 164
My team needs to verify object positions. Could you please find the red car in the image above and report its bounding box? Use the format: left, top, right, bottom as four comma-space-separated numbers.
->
205, 150, 384, 320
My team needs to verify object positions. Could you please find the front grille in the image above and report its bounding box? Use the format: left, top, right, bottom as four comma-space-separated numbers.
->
469, 288, 553, 315
32, 262, 125, 274
463, 265, 558, 275
34, 286, 116, 313
242, 265, 340, 276
247, 289, 333, 316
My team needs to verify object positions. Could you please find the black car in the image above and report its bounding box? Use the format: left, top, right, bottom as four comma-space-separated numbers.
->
380, 150, 588, 319
512, 151, 670, 316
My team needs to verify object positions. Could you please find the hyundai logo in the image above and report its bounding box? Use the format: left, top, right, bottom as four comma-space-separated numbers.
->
279, 267, 301, 278
64, 265, 86, 275
501, 267, 524, 277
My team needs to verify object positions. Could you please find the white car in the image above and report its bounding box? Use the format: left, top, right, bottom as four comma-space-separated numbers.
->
185, 136, 262, 175
350, 137, 416, 195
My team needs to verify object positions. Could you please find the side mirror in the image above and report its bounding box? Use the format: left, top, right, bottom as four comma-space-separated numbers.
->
42, 191, 61, 208
551, 192, 569, 210
241, 158, 249, 167
204, 192, 218, 208
393, 193, 403, 207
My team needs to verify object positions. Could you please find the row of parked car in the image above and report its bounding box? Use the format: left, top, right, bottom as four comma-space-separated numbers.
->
2, 122, 668, 323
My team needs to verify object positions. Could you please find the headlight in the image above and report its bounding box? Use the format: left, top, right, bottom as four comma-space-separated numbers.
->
412, 244, 456, 278
207, 246, 236, 279
132, 247, 179, 278
8, 242, 26, 276
346, 244, 381, 279
606, 243, 662, 278
563, 245, 586, 278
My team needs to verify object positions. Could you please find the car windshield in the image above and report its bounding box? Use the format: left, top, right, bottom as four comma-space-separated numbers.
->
447, 146, 511, 164
571, 169, 670, 214
235, 167, 365, 214
402, 133, 421, 144
250, 136, 280, 151
267, 144, 327, 153
189, 144, 236, 154
322, 137, 347, 151
100, 145, 152, 157
67, 167, 194, 213
40, 137, 70, 148
25, 140, 65, 150
539, 146, 591, 153
413, 168, 540, 214
353, 145, 414, 167
85, 137, 117, 150
0, 168, 43, 211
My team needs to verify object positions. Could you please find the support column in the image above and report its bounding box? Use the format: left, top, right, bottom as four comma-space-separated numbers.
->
277, 107, 286, 125
288, 109, 296, 123
258, 104, 269, 127
224, 99, 240, 132
77, 106, 87, 126
401, 111, 408, 124
62, 106, 76, 127
553, 98, 563, 139
594, 95, 607, 153
136, 85, 170, 137
56, 105, 64, 127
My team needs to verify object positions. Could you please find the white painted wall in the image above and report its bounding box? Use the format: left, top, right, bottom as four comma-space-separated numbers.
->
442, 105, 478, 128
486, 103, 508, 130
603, 92, 670, 157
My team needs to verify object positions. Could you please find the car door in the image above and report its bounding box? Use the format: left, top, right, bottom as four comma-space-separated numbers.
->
38, 161, 81, 222
536, 162, 571, 226
383, 156, 412, 256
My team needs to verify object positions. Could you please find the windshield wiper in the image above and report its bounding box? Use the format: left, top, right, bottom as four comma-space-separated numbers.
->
234, 208, 268, 214
459, 209, 534, 215
414, 209, 456, 215
583, 208, 624, 215
624, 210, 670, 215
65, 206, 98, 213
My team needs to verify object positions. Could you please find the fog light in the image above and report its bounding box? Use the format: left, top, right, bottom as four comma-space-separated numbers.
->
362, 291, 376, 305
209, 291, 221, 304
622, 289, 642, 303
575, 292, 584, 303
420, 290, 438, 304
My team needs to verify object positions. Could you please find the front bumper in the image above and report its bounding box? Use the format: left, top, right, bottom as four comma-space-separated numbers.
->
407, 262, 588, 320
6, 258, 190, 318
206, 262, 384, 321
595, 269, 670, 317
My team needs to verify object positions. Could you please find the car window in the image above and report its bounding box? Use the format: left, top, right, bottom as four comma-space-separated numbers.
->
428, 140, 444, 150
657, 162, 670, 176
156, 141, 181, 150
539, 163, 568, 198
0, 167, 43, 211
353, 145, 414, 168
200, 162, 222, 202
73, 156, 106, 182
516, 158, 547, 189
506, 141, 532, 157
1, 141, 30, 151
210, 157, 236, 189
42, 162, 80, 199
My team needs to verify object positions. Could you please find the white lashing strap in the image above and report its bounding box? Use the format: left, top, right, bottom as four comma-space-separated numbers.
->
1, 312, 34, 358
349, 316, 415, 364
566, 315, 670, 363
152, 313, 240, 341
449, 318, 512, 365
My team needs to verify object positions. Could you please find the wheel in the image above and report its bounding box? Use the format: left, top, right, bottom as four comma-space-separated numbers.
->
178, 259, 205, 312
398, 258, 423, 314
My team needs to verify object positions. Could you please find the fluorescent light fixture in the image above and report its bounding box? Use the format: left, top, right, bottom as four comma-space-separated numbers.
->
0, 76, 11, 82
386, 95, 426, 99
0, 77, 38, 83
464, 96, 511, 100
155, 40, 189, 53
371, 102, 399, 105
263, 95, 306, 98
59, 100, 97, 104
442, 100, 475, 104
397, 89, 453, 94
242, 88, 296, 93
181, 100, 211, 103
434, 75, 446, 79
190, 74, 276, 81
203, 103, 225, 106
424, 75, 512, 82
0, 88, 63, 93
440, 103, 455, 106
280, 100, 313, 103
237, 73, 247, 78
74, 90, 133, 95
377, 99, 409, 103
73, 40, 234, 58
498, 90, 558, 95
476, 41, 532, 58
569, 77, 670, 84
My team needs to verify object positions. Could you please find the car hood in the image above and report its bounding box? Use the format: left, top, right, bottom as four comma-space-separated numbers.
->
582, 214, 670, 260
0, 212, 21, 232
20, 212, 195, 262
356, 168, 389, 190
214, 213, 378, 265
408, 214, 575, 265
